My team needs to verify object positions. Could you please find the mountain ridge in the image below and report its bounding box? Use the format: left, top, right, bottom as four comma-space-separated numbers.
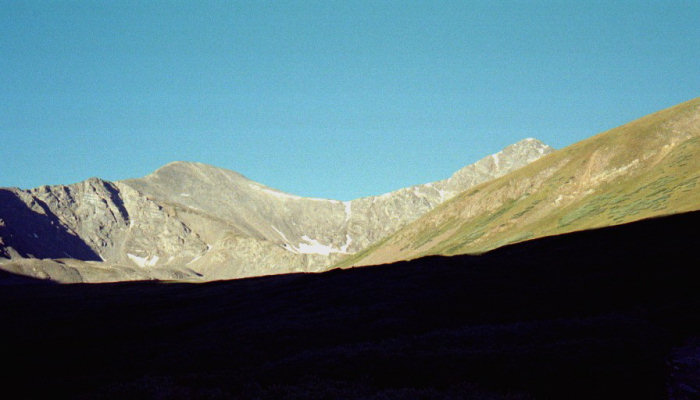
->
0, 138, 553, 282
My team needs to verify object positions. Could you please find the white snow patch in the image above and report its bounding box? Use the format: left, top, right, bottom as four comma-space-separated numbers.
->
297, 235, 336, 256
344, 201, 352, 221
275, 227, 353, 256
127, 253, 146, 267
128, 253, 159, 267
273, 227, 301, 254
294, 235, 352, 256
339, 234, 353, 253
180, 193, 190, 197
272, 226, 291, 243
491, 153, 501, 170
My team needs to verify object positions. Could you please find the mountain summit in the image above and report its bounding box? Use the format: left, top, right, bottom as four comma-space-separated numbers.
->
0, 138, 553, 282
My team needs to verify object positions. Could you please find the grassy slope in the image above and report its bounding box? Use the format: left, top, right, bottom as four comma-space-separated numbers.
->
339, 97, 700, 267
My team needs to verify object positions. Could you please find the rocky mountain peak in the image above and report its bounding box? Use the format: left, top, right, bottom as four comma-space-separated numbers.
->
441, 138, 554, 194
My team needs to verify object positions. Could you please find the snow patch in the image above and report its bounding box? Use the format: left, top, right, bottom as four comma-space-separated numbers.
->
273, 226, 302, 254
344, 201, 352, 221
297, 235, 336, 256
272, 226, 291, 243
491, 153, 501, 170
180, 193, 190, 197
339, 234, 353, 253
128, 253, 159, 267
284, 235, 353, 256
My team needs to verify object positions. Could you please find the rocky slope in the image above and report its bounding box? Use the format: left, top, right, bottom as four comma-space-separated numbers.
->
0, 138, 552, 282
339, 97, 700, 267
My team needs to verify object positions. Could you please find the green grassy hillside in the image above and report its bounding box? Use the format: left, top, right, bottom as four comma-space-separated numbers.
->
339, 97, 700, 267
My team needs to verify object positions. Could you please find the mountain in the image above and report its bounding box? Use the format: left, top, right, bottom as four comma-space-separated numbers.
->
340, 97, 700, 267
0, 138, 552, 282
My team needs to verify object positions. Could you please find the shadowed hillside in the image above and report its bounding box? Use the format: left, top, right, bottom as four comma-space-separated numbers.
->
0, 189, 102, 261
1, 211, 699, 399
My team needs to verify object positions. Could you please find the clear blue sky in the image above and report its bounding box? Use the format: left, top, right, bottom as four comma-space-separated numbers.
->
1, 1, 698, 200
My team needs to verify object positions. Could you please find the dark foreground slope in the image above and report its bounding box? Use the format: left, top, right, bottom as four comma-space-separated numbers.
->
1, 211, 699, 399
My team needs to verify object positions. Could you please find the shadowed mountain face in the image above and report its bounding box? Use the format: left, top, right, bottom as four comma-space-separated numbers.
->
0, 138, 552, 282
0, 189, 101, 261
1, 211, 699, 399
342, 97, 700, 267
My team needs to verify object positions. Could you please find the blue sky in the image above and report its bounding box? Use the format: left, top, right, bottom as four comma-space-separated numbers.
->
1, 1, 698, 200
